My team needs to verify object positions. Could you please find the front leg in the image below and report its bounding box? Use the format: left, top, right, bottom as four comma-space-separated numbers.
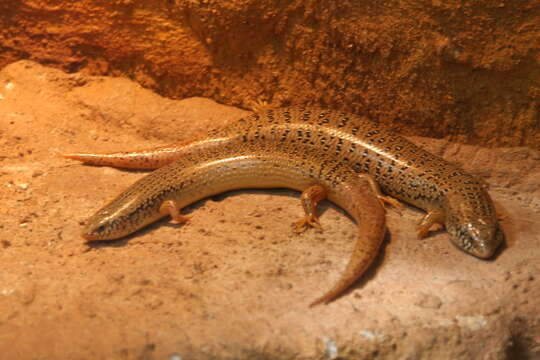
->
293, 185, 327, 233
416, 209, 445, 238
159, 200, 192, 224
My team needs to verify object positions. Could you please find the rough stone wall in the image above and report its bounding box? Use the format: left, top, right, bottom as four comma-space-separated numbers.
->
1, 0, 539, 148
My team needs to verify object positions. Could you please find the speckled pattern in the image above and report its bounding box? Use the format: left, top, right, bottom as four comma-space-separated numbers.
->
67, 107, 503, 303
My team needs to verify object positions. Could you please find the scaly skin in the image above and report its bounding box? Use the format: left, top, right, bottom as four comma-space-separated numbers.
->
65, 107, 504, 304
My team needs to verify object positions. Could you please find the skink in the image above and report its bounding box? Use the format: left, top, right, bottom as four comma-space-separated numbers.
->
65, 107, 504, 305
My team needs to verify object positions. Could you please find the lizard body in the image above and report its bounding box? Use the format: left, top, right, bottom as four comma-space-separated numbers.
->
65, 107, 503, 305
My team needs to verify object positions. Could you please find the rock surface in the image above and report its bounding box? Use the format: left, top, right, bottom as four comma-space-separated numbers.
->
0, 61, 539, 359
1, 1, 539, 149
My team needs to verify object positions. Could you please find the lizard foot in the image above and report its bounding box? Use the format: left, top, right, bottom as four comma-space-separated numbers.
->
293, 215, 323, 233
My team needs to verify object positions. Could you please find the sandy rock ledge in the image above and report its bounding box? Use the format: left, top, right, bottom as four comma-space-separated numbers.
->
0, 61, 538, 359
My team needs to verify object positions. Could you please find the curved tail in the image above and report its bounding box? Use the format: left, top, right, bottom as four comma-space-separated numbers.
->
310, 187, 387, 307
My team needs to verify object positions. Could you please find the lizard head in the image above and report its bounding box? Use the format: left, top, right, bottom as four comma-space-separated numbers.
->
82, 192, 164, 241
82, 208, 127, 241
446, 217, 504, 259
444, 189, 504, 259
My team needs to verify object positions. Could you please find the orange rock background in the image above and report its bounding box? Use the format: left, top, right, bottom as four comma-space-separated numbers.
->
1, 0, 539, 148
1, 1, 540, 358
0, 60, 538, 359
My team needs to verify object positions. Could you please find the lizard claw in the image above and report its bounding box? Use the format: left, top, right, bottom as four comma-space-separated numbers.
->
293, 215, 323, 233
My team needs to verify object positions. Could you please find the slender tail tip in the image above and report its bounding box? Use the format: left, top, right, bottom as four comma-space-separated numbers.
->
61, 153, 93, 162
61, 153, 80, 160
309, 295, 332, 308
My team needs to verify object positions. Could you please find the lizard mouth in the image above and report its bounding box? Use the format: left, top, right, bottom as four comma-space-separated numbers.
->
467, 243, 496, 259
81, 222, 110, 241
81, 229, 104, 241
